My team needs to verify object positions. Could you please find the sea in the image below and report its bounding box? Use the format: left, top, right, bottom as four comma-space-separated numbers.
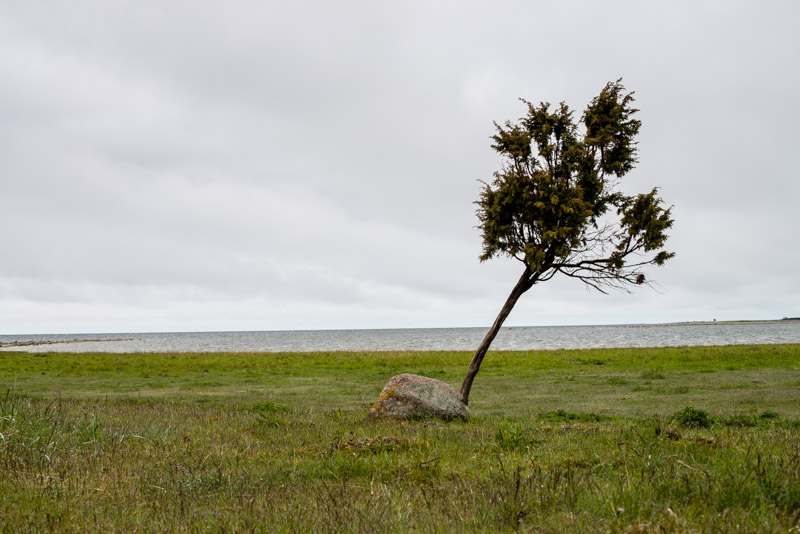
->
1, 321, 799, 353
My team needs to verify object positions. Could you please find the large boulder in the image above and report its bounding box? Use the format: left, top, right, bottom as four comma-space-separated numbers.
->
370, 373, 469, 420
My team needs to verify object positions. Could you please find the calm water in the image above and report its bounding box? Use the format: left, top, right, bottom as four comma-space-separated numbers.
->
2, 322, 800, 353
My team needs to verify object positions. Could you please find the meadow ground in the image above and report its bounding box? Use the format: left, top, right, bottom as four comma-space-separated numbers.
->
1, 345, 799, 532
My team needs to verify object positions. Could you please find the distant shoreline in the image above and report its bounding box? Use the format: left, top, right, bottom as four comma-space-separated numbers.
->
0, 338, 131, 348
2, 318, 799, 340
1, 319, 798, 350
652, 319, 800, 327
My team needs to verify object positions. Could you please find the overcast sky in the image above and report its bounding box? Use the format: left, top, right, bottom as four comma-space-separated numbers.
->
1, 1, 798, 334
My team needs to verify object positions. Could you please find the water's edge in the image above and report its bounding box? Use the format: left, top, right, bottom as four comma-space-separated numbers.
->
2, 321, 799, 353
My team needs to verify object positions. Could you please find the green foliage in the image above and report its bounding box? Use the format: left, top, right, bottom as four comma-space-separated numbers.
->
671, 406, 713, 428
4, 344, 800, 438
250, 400, 291, 414
538, 409, 610, 423
718, 410, 781, 428
2, 347, 800, 530
494, 422, 540, 450
3, 389, 800, 532
477, 80, 674, 291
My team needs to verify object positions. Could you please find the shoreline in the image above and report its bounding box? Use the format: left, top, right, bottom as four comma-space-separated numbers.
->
2, 318, 799, 340
0, 338, 132, 349
645, 319, 800, 327
1, 320, 798, 352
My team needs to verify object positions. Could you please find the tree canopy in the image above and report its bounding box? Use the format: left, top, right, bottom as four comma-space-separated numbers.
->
461, 80, 674, 405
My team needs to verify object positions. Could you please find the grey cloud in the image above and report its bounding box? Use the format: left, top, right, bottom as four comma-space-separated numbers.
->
1, 1, 799, 333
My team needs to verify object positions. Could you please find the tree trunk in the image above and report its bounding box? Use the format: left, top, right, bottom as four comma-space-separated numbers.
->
460, 267, 536, 405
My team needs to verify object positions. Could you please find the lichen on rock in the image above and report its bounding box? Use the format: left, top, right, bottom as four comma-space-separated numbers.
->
369, 373, 468, 421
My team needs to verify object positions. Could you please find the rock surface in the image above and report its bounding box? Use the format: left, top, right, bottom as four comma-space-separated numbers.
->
370, 373, 469, 420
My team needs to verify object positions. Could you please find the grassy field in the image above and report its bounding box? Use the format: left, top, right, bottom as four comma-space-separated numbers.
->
1, 345, 799, 532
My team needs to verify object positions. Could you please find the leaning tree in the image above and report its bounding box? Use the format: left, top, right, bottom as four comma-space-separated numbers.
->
460, 80, 674, 406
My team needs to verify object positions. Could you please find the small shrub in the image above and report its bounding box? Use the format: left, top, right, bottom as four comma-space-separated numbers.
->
671, 406, 712, 428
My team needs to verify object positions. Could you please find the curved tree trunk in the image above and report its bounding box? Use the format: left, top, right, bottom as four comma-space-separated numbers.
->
460, 267, 537, 405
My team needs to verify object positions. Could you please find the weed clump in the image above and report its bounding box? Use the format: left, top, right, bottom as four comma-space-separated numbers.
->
577, 358, 607, 365
719, 410, 781, 428
671, 407, 780, 429
494, 423, 540, 450
671, 406, 712, 428
539, 409, 609, 423
759, 409, 779, 420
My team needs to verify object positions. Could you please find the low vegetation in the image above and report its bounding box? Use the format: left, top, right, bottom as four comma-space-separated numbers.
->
1, 344, 799, 532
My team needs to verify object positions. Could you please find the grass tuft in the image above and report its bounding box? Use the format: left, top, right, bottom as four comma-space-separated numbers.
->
539, 409, 610, 423
671, 406, 713, 428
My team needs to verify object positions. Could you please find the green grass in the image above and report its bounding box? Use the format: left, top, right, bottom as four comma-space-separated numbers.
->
1, 344, 800, 532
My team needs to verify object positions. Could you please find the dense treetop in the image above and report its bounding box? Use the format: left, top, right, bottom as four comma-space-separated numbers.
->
461, 80, 675, 404
477, 80, 674, 292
